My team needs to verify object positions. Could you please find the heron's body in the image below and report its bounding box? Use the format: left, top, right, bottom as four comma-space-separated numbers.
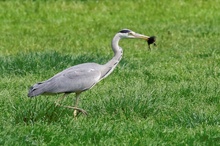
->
28, 29, 152, 116
28, 62, 116, 96
28, 63, 102, 96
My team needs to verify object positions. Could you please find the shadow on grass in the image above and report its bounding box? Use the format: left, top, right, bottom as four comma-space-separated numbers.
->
0, 51, 110, 77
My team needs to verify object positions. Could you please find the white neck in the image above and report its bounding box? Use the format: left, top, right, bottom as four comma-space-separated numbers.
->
101, 34, 123, 79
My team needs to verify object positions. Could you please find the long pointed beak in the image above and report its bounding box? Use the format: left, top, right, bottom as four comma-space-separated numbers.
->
133, 33, 150, 40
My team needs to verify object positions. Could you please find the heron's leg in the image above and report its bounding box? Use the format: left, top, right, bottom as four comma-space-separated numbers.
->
55, 93, 68, 106
73, 93, 81, 116
57, 93, 87, 116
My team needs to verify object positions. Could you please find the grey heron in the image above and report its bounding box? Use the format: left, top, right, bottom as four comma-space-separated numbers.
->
28, 29, 155, 116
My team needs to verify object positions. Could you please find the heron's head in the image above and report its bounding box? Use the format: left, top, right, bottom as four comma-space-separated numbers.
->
118, 29, 156, 49
118, 29, 150, 40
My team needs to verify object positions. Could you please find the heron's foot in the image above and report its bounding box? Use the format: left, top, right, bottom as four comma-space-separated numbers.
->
61, 105, 88, 116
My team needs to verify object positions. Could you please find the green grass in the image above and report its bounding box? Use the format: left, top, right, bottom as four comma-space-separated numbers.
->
1, 0, 220, 145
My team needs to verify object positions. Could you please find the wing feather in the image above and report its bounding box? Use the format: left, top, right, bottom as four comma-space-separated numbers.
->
43, 64, 102, 93
28, 63, 103, 97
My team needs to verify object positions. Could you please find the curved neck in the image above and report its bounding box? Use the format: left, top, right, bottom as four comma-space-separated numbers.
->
101, 34, 123, 79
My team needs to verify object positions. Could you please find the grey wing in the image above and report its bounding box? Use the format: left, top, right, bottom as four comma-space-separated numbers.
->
28, 65, 102, 97
43, 67, 102, 93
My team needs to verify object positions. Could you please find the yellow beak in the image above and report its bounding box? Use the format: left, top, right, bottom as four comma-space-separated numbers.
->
133, 33, 150, 40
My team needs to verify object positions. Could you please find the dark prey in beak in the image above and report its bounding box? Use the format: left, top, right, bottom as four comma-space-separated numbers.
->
147, 36, 156, 50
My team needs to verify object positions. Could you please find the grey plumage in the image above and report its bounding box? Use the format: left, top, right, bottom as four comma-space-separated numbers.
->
28, 29, 150, 116
28, 63, 103, 97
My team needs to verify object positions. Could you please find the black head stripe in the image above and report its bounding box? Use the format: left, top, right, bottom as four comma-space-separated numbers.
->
119, 29, 131, 33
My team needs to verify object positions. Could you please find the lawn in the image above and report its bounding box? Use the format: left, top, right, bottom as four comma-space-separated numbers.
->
0, 0, 220, 145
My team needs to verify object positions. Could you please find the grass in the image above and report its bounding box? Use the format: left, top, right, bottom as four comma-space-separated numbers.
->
1, 0, 220, 145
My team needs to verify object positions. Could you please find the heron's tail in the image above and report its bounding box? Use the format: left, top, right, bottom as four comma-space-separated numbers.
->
28, 82, 46, 97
